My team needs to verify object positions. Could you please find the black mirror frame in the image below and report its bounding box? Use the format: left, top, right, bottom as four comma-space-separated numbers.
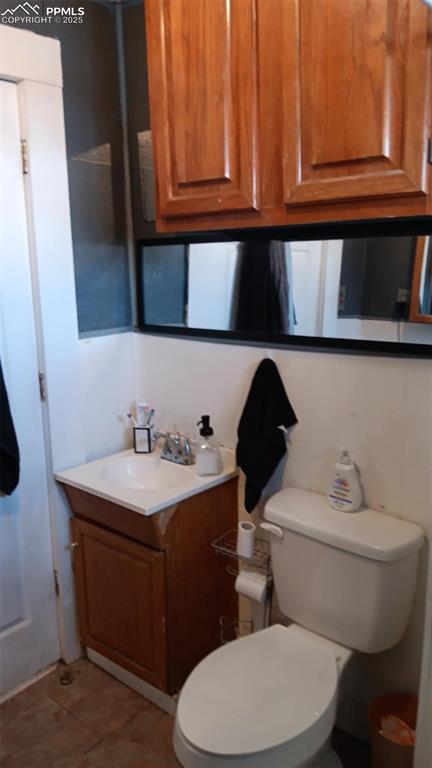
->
135, 216, 432, 359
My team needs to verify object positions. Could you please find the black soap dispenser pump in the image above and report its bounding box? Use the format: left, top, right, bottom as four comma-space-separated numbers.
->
196, 415, 223, 476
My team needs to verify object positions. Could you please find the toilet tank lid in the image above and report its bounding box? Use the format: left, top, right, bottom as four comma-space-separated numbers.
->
264, 489, 424, 562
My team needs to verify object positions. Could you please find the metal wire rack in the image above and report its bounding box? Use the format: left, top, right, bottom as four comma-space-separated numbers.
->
212, 528, 272, 581
219, 616, 253, 645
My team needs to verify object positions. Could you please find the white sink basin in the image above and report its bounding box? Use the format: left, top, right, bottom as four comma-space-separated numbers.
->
55, 447, 237, 517
101, 454, 191, 491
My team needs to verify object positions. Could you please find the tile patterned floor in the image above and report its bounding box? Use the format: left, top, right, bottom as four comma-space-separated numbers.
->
0, 659, 180, 768
0, 658, 371, 768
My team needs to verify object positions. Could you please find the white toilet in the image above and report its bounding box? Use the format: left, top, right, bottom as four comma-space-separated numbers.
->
174, 488, 423, 768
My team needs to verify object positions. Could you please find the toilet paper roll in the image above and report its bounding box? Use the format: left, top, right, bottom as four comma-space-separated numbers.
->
236, 521, 256, 559
235, 569, 267, 604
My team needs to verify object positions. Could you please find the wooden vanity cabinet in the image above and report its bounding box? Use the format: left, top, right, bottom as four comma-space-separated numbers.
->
144, 0, 432, 232
72, 518, 168, 691
68, 478, 238, 694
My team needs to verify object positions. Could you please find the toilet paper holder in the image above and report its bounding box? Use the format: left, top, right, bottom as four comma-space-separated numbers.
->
211, 529, 272, 583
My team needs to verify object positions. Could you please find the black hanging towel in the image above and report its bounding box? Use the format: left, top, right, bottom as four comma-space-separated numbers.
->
0, 359, 20, 496
236, 358, 297, 512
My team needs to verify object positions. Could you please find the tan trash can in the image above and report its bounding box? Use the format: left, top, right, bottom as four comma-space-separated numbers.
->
368, 693, 417, 768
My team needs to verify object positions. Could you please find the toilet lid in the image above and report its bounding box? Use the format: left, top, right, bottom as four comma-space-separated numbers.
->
177, 624, 338, 757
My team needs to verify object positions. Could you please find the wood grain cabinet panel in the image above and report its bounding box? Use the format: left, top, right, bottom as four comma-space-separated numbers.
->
67, 479, 239, 694
143, 0, 431, 232
282, 0, 431, 206
72, 518, 167, 691
145, 0, 259, 218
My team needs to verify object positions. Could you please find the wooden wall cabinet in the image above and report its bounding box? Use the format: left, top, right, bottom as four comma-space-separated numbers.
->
145, 0, 259, 219
282, 0, 430, 207
144, 0, 432, 232
67, 478, 238, 694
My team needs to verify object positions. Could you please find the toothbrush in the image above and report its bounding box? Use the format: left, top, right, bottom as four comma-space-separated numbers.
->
145, 408, 155, 426
127, 413, 138, 427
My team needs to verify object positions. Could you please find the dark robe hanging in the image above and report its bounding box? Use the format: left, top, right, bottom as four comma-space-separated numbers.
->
0, 360, 20, 496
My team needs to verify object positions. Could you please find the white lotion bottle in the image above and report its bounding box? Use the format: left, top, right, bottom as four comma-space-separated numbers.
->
195, 415, 223, 476
328, 448, 362, 512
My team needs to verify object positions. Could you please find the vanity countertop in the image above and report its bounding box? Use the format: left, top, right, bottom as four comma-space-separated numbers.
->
55, 447, 237, 517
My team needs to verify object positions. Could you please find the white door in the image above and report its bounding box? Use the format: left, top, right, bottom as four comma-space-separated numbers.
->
0, 79, 60, 695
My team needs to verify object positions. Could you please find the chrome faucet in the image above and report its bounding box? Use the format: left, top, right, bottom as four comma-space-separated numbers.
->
154, 430, 195, 465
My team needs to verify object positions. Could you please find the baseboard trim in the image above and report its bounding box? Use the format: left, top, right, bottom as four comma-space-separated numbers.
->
86, 647, 177, 716
0, 662, 57, 705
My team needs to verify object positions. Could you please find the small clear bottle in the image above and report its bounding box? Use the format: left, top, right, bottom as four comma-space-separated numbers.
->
195, 415, 223, 476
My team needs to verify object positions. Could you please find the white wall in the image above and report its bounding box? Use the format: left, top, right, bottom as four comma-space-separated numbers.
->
78, 333, 135, 461
133, 332, 431, 736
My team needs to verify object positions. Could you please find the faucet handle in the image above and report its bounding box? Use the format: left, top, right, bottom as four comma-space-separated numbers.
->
172, 431, 181, 447
182, 436, 192, 456
163, 431, 180, 453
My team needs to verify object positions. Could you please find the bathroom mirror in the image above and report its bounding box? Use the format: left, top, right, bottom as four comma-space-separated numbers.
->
409, 237, 432, 324
136, 231, 432, 356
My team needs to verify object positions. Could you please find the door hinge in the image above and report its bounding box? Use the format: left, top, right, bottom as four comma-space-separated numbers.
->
21, 139, 29, 174
428, 138, 432, 165
38, 372, 47, 402
53, 569, 60, 597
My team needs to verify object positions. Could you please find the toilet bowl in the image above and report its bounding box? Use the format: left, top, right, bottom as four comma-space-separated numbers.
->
174, 624, 351, 768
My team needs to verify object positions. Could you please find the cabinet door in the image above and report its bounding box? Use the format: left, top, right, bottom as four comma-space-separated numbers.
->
72, 519, 167, 691
145, 0, 259, 219
282, 0, 431, 206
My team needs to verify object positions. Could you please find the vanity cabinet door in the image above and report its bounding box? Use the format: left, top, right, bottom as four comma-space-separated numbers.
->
144, 0, 260, 220
282, 0, 431, 207
71, 519, 167, 691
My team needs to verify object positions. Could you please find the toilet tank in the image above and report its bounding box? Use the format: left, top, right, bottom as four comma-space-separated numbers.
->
264, 489, 423, 653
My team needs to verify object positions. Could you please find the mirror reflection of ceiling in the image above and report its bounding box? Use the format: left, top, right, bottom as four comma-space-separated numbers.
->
139, 237, 432, 345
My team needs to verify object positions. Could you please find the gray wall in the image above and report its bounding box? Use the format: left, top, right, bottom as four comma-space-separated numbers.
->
14, 0, 132, 334
122, 0, 171, 241
339, 237, 416, 320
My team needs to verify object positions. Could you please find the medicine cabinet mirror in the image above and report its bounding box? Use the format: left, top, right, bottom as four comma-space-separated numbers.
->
409, 237, 432, 324
136, 231, 432, 356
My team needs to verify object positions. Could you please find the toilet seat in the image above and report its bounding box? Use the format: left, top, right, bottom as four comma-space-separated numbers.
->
175, 624, 340, 767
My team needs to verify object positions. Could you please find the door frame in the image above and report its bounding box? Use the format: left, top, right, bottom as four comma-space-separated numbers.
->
0, 26, 85, 664
414, 551, 432, 768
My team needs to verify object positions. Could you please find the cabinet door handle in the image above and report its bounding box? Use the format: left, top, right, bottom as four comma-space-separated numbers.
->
70, 542, 79, 550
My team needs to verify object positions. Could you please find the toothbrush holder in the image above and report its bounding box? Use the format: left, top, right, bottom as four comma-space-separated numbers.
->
133, 425, 155, 454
